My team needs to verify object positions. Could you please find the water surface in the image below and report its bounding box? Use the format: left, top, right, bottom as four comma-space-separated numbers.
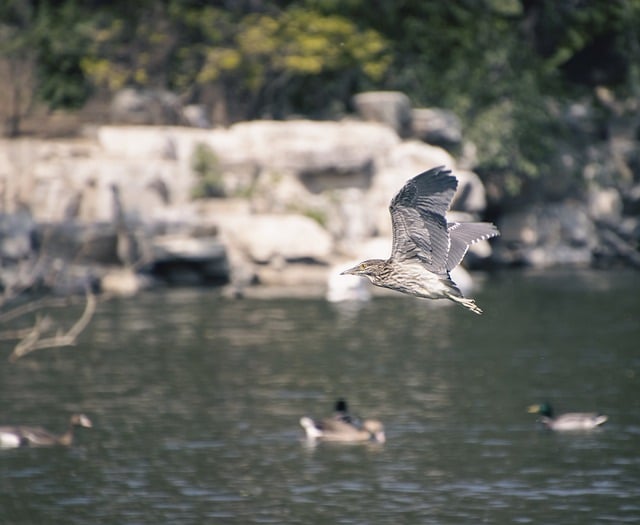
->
1, 269, 639, 524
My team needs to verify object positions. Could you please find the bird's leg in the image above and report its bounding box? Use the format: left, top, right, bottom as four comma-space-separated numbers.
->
445, 293, 483, 315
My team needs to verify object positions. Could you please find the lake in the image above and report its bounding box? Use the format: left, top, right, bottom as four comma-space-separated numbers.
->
1, 269, 639, 524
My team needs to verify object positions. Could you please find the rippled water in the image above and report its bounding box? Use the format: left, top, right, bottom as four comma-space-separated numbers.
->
1, 269, 639, 524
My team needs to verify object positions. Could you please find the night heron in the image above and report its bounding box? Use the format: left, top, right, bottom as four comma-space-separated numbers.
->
527, 402, 608, 431
342, 166, 499, 314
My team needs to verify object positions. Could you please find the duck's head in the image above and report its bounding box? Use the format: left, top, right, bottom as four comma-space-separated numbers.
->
527, 402, 553, 418
70, 414, 93, 429
362, 419, 386, 443
335, 399, 349, 413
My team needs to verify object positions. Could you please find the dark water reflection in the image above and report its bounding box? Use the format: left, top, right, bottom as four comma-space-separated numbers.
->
1, 269, 639, 524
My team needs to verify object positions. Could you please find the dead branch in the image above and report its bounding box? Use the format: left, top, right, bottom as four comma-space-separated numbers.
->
1, 207, 105, 363
0, 294, 85, 324
8, 291, 97, 362
0, 315, 53, 340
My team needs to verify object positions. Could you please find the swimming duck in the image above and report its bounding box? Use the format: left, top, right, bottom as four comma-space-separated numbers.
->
0, 414, 93, 448
527, 402, 608, 431
300, 400, 385, 443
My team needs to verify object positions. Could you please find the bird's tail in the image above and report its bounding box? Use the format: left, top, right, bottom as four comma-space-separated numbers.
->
594, 415, 608, 427
299, 417, 323, 439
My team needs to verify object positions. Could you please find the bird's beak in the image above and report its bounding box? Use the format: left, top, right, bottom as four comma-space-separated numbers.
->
340, 266, 358, 276
527, 404, 541, 414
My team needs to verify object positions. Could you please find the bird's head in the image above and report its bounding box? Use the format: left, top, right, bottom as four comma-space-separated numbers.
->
70, 414, 93, 429
334, 398, 349, 413
341, 259, 386, 279
362, 419, 386, 443
527, 402, 553, 418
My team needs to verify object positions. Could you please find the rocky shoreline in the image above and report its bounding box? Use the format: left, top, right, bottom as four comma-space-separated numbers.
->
1, 103, 638, 300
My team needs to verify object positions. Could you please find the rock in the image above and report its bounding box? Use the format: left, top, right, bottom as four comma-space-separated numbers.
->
46, 264, 101, 295
182, 105, 211, 128
110, 88, 182, 126
39, 223, 120, 265
9, 134, 187, 223
225, 119, 399, 172
450, 170, 488, 214
595, 223, 640, 268
496, 202, 596, 267
150, 234, 229, 285
352, 91, 412, 137
8, 120, 402, 227
457, 141, 479, 170
248, 168, 317, 214
330, 187, 372, 250
588, 187, 623, 222
0, 264, 38, 293
622, 183, 640, 215
152, 234, 226, 261
0, 209, 36, 261
379, 140, 455, 173
411, 108, 462, 147
101, 268, 154, 296
221, 214, 333, 264
97, 126, 178, 160
562, 101, 598, 137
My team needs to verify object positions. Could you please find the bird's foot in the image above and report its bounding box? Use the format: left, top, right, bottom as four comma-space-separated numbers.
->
448, 294, 483, 315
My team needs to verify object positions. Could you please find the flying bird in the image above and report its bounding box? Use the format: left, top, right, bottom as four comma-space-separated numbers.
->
342, 166, 499, 314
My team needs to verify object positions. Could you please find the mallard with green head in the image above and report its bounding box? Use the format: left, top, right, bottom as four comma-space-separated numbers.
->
527, 402, 608, 431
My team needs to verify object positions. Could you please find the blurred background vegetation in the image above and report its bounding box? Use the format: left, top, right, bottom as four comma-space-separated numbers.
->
1, 0, 640, 203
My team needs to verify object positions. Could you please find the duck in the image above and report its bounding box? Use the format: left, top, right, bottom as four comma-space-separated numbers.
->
300, 400, 385, 443
0, 414, 93, 448
527, 402, 608, 431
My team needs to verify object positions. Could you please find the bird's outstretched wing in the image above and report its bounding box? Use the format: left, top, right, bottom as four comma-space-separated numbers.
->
389, 166, 457, 273
446, 222, 499, 272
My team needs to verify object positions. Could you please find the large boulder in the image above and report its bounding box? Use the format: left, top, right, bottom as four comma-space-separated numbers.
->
352, 91, 412, 137
220, 214, 333, 264
378, 140, 455, 174
110, 88, 182, 126
450, 169, 488, 214
223, 119, 399, 172
411, 108, 462, 147
97, 126, 178, 160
